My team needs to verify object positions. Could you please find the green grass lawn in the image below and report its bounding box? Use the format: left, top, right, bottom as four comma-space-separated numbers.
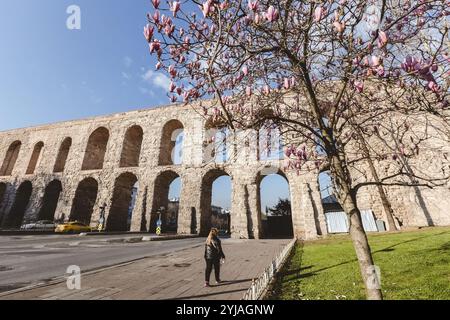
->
268, 227, 450, 300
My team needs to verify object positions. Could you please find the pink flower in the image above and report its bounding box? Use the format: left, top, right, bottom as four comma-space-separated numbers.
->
314, 6, 326, 22
220, 1, 229, 10
242, 66, 249, 76
149, 40, 161, 53
152, 0, 160, 9
266, 6, 279, 22
143, 24, 154, 43
170, 95, 177, 103
371, 56, 381, 67
168, 65, 177, 78
169, 81, 176, 92
202, 1, 212, 18
378, 30, 388, 48
172, 1, 181, 17
333, 21, 345, 33
155, 62, 162, 70
248, 0, 259, 11
284, 77, 290, 89
354, 81, 364, 93
153, 10, 160, 23
246, 86, 252, 96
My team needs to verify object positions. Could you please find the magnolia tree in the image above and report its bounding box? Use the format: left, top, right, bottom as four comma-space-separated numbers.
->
143, 0, 449, 299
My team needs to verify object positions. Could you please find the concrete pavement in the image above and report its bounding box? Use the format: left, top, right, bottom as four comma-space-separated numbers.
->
0, 238, 290, 300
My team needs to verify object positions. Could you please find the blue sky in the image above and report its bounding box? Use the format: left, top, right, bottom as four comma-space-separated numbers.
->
0, 1, 330, 211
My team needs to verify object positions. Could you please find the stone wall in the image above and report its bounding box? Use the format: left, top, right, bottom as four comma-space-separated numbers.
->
0, 102, 448, 239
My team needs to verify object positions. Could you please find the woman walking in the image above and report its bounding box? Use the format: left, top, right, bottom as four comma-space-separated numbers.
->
204, 228, 226, 287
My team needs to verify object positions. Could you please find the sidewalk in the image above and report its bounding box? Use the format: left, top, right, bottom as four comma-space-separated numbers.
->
0, 239, 290, 300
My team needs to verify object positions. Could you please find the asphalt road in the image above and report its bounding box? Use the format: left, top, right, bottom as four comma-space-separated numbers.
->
0, 234, 205, 292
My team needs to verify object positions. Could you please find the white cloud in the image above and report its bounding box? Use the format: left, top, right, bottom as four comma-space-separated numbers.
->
122, 72, 131, 80
141, 69, 171, 91
123, 56, 133, 68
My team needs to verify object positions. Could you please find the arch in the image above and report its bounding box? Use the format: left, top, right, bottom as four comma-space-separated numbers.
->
200, 169, 231, 236
38, 180, 62, 221
258, 172, 293, 239
26, 142, 44, 174
70, 177, 98, 225
0, 141, 21, 176
120, 125, 143, 168
54, 137, 72, 173
150, 170, 181, 232
106, 172, 138, 231
3, 181, 32, 229
81, 127, 110, 170
158, 120, 184, 165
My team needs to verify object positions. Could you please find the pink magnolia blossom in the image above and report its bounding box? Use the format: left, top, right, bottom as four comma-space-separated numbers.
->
354, 81, 364, 93
153, 10, 160, 24
202, 1, 213, 18
246, 86, 252, 96
143, 24, 154, 42
220, 1, 229, 10
314, 6, 326, 22
172, 1, 181, 17
169, 81, 176, 92
242, 66, 249, 76
248, 0, 259, 11
149, 39, 161, 53
152, 0, 160, 9
378, 30, 388, 48
333, 21, 345, 33
266, 6, 279, 22
155, 62, 162, 70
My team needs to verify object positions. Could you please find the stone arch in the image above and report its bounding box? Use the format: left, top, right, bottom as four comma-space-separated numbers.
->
257, 170, 293, 239
26, 142, 44, 174
70, 177, 99, 225
150, 170, 181, 232
82, 127, 110, 170
54, 137, 72, 173
106, 172, 138, 231
38, 180, 63, 221
0, 141, 22, 176
120, 125, 143, 168
158, 120, 184, 166
3, 181, 32, 229
200, 169, 232, 236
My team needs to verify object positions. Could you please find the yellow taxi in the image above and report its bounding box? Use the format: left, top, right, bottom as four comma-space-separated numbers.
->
55, 221, 92, 233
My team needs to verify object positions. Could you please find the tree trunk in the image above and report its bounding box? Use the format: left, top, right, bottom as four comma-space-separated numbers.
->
342, 196, 383, 300
331, 156, 383, 300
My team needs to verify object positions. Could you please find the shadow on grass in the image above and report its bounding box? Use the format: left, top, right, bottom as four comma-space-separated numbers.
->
268, 229, 450, 299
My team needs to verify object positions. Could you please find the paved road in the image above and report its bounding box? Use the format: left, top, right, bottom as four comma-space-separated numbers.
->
0, 238, 290, 300
0, 234, 205, 292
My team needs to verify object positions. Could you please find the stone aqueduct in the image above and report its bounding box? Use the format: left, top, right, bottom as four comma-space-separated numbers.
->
0, 103, 449, 239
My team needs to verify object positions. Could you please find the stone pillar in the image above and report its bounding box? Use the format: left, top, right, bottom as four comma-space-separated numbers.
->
288, 174, 320, 240
230, 176, 259, 239
177, 169, 202, 235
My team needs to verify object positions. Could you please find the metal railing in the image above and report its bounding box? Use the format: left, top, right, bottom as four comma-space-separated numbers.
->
242, 237, 297, 300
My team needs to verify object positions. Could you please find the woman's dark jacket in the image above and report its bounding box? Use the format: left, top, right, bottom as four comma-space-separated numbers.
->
204, 237, 225, 260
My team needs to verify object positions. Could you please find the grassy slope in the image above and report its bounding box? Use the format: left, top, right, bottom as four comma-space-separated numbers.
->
269, 227, 450, 300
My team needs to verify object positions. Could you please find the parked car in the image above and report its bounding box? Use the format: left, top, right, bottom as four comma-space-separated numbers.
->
20, 220, 56, 231
55, 221, 92, 233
